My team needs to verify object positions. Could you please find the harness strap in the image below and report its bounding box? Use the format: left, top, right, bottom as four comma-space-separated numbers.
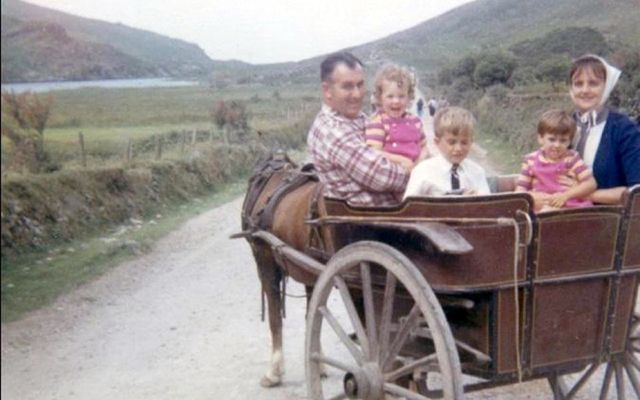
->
257, 165, 318, 230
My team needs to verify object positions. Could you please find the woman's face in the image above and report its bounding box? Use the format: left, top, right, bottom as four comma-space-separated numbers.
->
570, 67, 605, 114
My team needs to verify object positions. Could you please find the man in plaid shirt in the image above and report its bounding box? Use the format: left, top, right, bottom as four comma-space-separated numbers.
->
307, 52, 411, 206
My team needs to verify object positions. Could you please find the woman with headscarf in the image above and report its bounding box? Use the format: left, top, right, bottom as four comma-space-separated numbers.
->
567, 54, 640, 204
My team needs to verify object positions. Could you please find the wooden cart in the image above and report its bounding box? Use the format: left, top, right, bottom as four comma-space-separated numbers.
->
239, 156, 640, 399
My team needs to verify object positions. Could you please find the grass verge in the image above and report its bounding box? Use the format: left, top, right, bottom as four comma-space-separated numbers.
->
1, 180, 247, 323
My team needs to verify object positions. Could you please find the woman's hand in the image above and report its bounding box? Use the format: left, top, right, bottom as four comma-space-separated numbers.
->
548, 192, 570, 208
557, 174, 578, 188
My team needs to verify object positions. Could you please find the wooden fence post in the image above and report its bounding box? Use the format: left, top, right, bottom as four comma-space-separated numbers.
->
155, 134, 163, 160
125, 138, 132, 163
191, 129, 197, 145
78, 131, 86, 167
209, 129, 214, 143
180, 131, 186, 155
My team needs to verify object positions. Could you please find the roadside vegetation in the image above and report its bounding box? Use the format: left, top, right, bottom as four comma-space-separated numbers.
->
1, 82, 317, 321
427, 27, 639, 172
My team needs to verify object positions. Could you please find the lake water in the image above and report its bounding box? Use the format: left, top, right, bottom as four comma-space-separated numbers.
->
0, 78, 199, 93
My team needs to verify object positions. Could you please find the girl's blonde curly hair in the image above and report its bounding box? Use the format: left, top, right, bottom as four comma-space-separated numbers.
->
373, 64, 416, 105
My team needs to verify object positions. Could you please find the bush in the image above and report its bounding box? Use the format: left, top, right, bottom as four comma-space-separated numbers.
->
473, 52, 518, 89
535, 56, 572, 89
1, 143, 268, 255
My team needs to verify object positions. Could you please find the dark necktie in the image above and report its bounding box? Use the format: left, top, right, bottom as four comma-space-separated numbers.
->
451, 163, 460, 190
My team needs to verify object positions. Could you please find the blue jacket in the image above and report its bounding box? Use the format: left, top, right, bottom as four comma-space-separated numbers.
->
592, 111, 640, 189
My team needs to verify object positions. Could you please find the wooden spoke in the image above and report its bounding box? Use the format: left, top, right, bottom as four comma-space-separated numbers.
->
383, 304, 421, 371
333, 276, 370, 358
378, 271, 397, 364
384, 354, 438, 382
599, 362, 614, 400
615, 361, 626, 400
628, 352, 640, 372
360, 261, 378, 361
562, 362, 600, 399
319, 306, 364, 365
309, 352, 357, 374
624, 362, 640, 398
384, 382, 431, 400
305, 242, 463, 400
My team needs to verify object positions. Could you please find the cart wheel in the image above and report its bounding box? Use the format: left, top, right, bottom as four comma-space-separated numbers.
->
549, 311, 640, 399
305, 241, 464, 400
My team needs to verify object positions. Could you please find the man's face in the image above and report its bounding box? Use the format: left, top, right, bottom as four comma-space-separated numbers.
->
322, 63, 365, 119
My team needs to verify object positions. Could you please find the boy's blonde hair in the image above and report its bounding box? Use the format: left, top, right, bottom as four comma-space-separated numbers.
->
537, 109, 577, 139
373, 64, 416, 104
433, 106, 476, 138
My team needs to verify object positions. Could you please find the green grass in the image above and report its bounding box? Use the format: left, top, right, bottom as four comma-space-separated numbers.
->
47, 83, 320, 129
1, 180, 248, 323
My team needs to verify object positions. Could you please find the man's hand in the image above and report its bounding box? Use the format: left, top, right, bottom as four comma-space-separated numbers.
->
385, 153, 415, 171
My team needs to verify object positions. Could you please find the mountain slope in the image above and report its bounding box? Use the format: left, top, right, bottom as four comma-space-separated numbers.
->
233, 0, 640, 85
1, 0, 214, 82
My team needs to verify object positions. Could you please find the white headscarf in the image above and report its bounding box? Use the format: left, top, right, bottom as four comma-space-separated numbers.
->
589, 54, 621, 106
571, 54, 622, 110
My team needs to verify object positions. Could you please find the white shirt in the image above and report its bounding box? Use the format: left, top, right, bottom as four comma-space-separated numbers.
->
403, 154, 491, 199
582, 119, 606, 168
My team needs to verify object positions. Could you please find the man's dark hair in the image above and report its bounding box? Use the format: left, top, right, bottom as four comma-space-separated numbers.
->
320, 52, 363, 82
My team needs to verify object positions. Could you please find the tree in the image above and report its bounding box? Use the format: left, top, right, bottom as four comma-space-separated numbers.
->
535, 56, 571, 89
473, 52, 518, 89
1, 90, 54, 171
210, 100, 250, 144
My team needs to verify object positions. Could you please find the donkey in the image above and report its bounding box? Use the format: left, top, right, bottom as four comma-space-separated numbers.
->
235, 152, 321, 387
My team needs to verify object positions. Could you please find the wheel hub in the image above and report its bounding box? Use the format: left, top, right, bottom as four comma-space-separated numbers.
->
342, 363, 384, 399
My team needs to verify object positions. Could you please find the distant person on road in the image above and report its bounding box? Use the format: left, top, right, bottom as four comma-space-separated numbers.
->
561, 54, 640, 204
307, 52, 411, 206
416, 98, 425, 118
427, 97, 437, 117
404, 107, 490, 198
515, 109, 596, 212
365, 64, 430, 171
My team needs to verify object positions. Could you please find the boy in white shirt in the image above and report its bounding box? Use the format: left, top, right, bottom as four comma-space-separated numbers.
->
403, 106, 490, 198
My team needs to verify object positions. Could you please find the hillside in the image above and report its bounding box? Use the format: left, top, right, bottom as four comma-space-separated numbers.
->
1, 0, 214, 82
225, 0, 640, 85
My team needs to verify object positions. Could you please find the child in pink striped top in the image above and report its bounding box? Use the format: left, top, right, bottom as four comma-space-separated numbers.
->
365, 64, 430, 170
516, 109, 597, 212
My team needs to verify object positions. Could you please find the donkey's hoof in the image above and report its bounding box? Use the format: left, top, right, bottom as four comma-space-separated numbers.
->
260, 375, 282, 388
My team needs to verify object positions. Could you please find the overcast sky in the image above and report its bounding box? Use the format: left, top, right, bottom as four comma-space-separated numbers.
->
25, 0, 475, 64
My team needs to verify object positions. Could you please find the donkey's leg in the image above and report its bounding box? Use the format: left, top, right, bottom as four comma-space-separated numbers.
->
256, 250, 285, 387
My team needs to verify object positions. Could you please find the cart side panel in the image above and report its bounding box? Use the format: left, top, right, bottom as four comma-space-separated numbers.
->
535, 209, 621, 278
322, 194, 533, 291
527, 207, 623, 369
496, 289, 525, 374
622, 188, 640, 269
611, 275, 639, 353
530, 279, 609, 368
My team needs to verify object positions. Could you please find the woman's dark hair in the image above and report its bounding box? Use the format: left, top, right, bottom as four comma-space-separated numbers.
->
320, 52, 363, 82
568, 54, 607, 84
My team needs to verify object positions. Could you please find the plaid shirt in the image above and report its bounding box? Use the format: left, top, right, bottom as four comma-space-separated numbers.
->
307, 104, 409, 206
